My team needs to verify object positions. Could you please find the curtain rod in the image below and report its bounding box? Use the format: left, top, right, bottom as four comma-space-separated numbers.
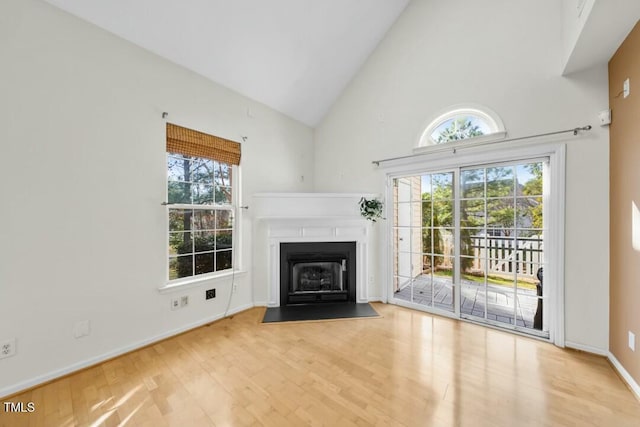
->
372, 125, 592, 166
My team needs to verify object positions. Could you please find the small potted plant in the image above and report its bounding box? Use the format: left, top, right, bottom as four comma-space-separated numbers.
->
359, 197, 384, 222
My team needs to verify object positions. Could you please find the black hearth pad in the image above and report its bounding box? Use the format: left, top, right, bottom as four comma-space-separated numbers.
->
262, 303, 379, 323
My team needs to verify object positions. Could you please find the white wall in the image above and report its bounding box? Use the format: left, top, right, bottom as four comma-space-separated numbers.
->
314, 0, 610, 352
0, 0, 313, 396
562, 0, 596, 71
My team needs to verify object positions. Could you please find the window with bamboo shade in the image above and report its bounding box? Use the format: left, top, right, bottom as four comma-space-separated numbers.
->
165, 123, 240, 281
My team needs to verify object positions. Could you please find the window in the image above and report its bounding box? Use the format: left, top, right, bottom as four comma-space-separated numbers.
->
165, 123, 241, 281
417, 104, 506, 148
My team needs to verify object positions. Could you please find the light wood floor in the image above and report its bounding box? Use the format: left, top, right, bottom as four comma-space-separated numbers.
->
2, 303, 639, 426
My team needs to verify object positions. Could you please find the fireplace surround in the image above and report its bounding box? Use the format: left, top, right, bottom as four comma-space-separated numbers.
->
252, 193, 377, 307
280, 242, 356, 306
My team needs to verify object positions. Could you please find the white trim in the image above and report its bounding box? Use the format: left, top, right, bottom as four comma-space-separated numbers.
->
608, 352, 640, 400
565, 341, 608, 356
0, 303, 254, 399
383, 139, 567, 346
158, 270, 247, 294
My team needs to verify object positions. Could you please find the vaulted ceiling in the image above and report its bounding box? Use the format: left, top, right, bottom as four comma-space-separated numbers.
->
42, 0, 410, 127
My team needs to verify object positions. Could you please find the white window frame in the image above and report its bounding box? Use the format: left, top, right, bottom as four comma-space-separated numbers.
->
161, 155, 242, 291
415, 103, 507, 152
382, 140, 566, 347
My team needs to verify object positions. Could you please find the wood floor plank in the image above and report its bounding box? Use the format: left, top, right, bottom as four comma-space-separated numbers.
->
2, 303, 640, 426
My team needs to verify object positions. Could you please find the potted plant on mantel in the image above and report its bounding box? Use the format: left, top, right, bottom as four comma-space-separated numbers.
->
359, 197, 385, 222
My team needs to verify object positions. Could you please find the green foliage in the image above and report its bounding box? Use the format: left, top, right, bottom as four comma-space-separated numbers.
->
435, 118, 484, 143
359, 198, 384, 222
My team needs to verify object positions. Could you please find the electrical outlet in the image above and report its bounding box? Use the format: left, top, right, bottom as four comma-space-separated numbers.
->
0, 338, 16, 359
232, 283, 238, 294
629, 331, 636, 352
73, 320, 91, 339
205, 288, 216, 300
180, 295, 189, 307
171, 298, 180, 311
624, 78, 630, 98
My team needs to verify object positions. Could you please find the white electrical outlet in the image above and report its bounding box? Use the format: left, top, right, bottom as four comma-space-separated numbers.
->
73, 320, 91, 339
232, 283, 238, 293
180, 295, 189, 307
0, 338, 16, 359
629, 331, 636, 352
171, 298, 180, 311
623, 78, 630, 98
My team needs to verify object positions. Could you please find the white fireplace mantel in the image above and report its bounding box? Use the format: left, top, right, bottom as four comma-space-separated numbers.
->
252, 193, 377, 307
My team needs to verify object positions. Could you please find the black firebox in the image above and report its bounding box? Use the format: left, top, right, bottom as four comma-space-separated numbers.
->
280, 242, 356, 306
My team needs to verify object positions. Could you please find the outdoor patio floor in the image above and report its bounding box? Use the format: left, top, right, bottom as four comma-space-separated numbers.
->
394, 274, 541, 329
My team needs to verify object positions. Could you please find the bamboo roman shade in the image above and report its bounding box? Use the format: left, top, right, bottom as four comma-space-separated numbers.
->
166, 123, 241, 165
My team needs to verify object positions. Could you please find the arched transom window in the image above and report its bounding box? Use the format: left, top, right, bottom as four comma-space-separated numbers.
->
418, 105, 506, 148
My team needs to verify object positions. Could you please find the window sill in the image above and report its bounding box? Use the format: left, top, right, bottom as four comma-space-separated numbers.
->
158, 270, 247, 294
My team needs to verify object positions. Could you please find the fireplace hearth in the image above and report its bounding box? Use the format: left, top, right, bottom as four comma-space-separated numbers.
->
280, 242, 356, 306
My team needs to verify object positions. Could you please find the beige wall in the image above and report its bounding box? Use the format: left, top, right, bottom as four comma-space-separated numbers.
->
609, 21, 640, 384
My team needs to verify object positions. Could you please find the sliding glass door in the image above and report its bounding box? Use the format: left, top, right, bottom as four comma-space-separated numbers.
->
391, 159, 549, 338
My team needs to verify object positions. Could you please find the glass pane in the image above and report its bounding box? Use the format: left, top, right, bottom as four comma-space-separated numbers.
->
433, 201, 453, 227
432, 173, 453, 199
169, 209, 192, 232
460, 229, 484, 259
169, 232, 192, 256
431, 116, 488, 143
461, 199, 484, 227
517, 263, 542, 293
433, 256, 453, 278
516, 293, 540, 330
431, 228, 454, 256
192, 184, 214, 205
214, 162, 231, 186
191, 158, 214, 184
193, 210, 216, 230
216, 250, 232, 271
421, 201, 432, 227
215, 186, 232, 204
460, 169, 485, 198
516, 197, 542, 229
395, 227, 411, 253
517, 230, 543, 265
167, 155, 191, 182
194, 231, 216, 252
420, 175, 432, 199
487, 288, 515, 326
216, 230, 233, 250
169, 255, 192, 279
421, 230, 433, 255
216, 210, 233, 229
195, 252, 215, 275
461, 252, 486, 319
487, 199, 515, 230
516, 163, 543, 197
393, 276, 412, 301
411, 275, 432, 307
168, 182, 191, 204
487, 166, 514, 197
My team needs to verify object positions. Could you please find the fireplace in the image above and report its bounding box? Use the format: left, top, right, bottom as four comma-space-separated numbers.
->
280, 242, 357, 306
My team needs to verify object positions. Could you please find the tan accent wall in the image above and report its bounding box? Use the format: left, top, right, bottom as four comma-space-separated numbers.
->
609, 20, 640, 384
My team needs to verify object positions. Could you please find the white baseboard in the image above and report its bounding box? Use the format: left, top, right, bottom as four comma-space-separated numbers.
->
608, 352, 640, 400
0, 305, 254, 398
565, 341, 608, 356
368, 297, 383, 302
